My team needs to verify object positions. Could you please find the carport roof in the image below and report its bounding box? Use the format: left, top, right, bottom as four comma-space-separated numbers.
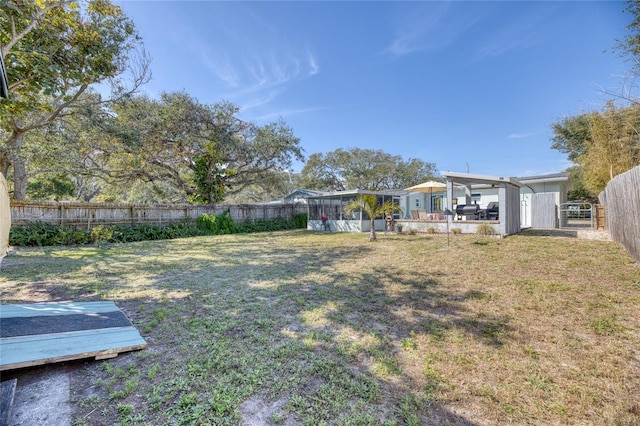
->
441, 171, 523, 187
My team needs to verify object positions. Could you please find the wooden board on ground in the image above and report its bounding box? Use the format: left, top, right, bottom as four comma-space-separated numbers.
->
0, 301, 147, 371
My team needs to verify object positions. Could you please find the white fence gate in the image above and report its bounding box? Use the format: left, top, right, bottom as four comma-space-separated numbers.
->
530, 193, 557, 229
558, 202, 593, 229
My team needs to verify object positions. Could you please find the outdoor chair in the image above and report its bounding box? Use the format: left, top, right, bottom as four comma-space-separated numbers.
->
486, 202, 499, 220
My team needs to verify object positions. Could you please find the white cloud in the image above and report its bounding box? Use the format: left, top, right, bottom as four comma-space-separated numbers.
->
193, 38, 319, 109
251, 106, 325, 122
475, 32, 537, 59
507, 131, 536, 139
383, 2, 484, 58
384, 3, 449, 57
200, 49, 239, 88
472, 6, 555, 60
178, 3, 319, 109
306, 46, 319, 76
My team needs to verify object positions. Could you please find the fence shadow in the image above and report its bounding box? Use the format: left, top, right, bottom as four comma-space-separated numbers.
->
520, 228, 578, 238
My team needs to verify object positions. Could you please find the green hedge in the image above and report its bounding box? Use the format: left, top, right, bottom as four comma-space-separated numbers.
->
9, 212, 308, 247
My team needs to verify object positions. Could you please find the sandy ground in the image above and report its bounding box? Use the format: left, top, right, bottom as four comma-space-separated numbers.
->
5, 365, 71, 426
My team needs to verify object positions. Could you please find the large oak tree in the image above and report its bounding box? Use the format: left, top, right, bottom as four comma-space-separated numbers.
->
300, 148, 437, 191
0, 0, 147, 199
34, 91, 304, 203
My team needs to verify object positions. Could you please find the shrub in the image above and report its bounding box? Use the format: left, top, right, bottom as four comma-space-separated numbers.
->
196, 211, 237, 235
293, 213, 308, 229
451, 227, 462, 235
10, 222, 204, 247
90, 225, 113, 243
9, 214, 301, 247
9, 222, 75, 246
426, 227, 436, 234
237, 218, 297, 233
476, 223, 496, 235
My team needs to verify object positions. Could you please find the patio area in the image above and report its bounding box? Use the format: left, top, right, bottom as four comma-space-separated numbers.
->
401, 172, 521, 236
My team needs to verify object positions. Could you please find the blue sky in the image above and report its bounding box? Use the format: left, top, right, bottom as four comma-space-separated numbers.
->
115, 0, 631, 179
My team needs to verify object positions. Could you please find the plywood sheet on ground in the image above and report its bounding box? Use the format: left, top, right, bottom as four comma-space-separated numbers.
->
0, 301, 147, 371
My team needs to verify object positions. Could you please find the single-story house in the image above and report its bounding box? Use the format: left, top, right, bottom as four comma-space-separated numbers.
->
301, 172, 571, 236
306, 189, 403, 232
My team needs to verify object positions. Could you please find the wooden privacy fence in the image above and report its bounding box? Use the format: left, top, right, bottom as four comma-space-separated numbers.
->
599, 165, 640, 264
9, 201, 307, 229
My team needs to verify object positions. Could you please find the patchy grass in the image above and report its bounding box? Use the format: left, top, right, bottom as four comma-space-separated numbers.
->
2, 230, 640, 425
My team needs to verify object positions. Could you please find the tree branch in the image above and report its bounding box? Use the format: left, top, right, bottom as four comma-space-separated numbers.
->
3, 1, 74, 55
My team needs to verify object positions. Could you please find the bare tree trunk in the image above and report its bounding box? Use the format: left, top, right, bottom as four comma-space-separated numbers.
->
369, 219, 377, 241
12, 154, 27, 200
5, 128, 27, 200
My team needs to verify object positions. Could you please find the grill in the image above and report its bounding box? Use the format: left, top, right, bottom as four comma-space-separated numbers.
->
455, 204, 479, 218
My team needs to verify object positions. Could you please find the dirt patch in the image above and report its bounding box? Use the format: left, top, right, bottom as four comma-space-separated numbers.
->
576, 229, 612, 240
5, 364, 72, 426
239, 396, 294, 425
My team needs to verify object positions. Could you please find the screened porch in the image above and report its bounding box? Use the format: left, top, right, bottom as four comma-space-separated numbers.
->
307, 190, 403, 233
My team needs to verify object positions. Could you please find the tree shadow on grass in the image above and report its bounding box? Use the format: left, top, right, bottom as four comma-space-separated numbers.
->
1, 231, 505, 425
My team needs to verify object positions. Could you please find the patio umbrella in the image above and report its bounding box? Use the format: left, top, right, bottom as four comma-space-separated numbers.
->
404, 180, 447, 213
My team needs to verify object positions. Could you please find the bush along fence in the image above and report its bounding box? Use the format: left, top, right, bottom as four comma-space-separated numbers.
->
10, 211, 309, 247
599, 165, 640, 264
10, 201, 307, 229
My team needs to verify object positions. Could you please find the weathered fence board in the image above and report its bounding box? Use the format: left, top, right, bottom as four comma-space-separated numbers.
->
531, 193, 557, 228
9, 201, 307, 229
600, 165, 640, 264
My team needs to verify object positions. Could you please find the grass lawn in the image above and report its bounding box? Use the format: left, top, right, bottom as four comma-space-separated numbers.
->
2, 229, 640, 425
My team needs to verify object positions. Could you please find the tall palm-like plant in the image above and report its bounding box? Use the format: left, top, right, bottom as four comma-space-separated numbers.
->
344, 194, 403, 241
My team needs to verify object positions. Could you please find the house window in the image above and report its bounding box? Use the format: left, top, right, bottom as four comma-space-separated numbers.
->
415, 198, 420, 207
431, 195, 443, 212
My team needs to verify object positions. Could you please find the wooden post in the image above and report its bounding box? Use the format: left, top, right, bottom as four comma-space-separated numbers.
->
60, 201, 66, 227
595, 204, 606, 230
